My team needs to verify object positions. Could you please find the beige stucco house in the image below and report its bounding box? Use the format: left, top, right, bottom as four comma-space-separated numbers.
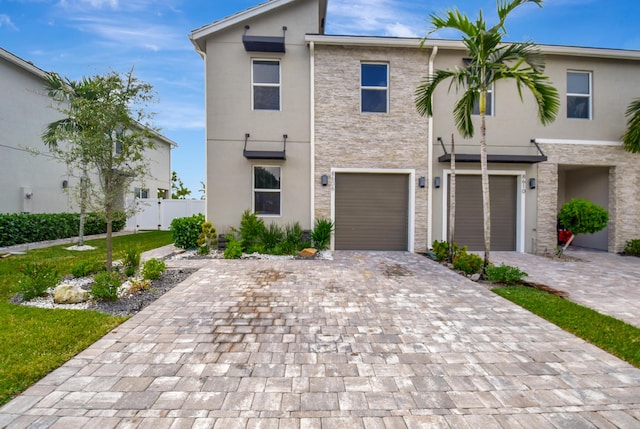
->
0, 47, 176, 215
191, 0, 640, 254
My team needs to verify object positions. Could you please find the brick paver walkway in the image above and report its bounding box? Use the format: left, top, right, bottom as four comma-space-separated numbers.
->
1, 251, 639, 428
492, 249, 640, 329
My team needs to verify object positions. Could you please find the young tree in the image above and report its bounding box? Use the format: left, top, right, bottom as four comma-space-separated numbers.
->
43, 69, 157, 270
557, 198, 609, 254
171, 171, 192, 199
415, 0, 559, 270
622, 98, 640, 153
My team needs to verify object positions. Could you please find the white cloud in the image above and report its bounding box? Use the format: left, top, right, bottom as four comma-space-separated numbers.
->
0, 14, 18, 31
327, 0, 427, 37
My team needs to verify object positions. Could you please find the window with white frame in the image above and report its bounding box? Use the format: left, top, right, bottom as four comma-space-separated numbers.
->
567, 71, 591, 119
361, 63, 388, 113
252, 59, 280, 111
253, 166, 281, 216
134, 187, 149, 199
472, 83, 494, 116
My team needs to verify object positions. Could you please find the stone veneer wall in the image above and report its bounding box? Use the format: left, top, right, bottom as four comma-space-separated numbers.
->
313, 45, 430, 252
536, 144, 640, 254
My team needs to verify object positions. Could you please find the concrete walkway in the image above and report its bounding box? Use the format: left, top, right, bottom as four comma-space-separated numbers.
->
1, 251, 639, 428
491, 248, 640, 329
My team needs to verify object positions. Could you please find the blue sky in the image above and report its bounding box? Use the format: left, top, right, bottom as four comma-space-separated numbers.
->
1, 0, 639, 198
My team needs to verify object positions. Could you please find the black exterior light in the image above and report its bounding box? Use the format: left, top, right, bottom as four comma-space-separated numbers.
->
434, 176, 441, 188
529, 178, 536, 189
321, 174, 328, 186
418, 176, 426, 188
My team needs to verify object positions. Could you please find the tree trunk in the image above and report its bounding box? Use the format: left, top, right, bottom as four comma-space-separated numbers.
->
448, 134, 456, 262
78, 175, 87, 246
106, 218, 113, 271
480, 110, 491, 270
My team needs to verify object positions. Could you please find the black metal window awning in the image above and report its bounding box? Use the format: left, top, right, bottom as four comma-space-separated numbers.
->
243, 133, 287, 160
243, 25, 286, 53
437, 138, 547, 164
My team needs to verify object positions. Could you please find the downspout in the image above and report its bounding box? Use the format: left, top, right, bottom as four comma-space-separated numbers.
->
427, 45, 438, 248
193, 41, 209, 221
309, 41, 316, 229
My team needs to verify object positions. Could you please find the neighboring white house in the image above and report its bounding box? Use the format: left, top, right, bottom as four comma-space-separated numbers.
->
0, 47, 176, 215
191, 0, 640, 254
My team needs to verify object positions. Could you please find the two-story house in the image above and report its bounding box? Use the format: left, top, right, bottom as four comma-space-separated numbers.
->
0, 47, 176, 215
190, 0, 640, 255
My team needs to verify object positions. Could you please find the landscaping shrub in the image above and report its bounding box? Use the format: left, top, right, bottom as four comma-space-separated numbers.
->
558, 198, 609, 236
17, 262, 60, 300
224, 234, 243, 259
239, 210, 265, 253
70, 260, 104, 278
485, 263, 528, 284
170, 214, 205, 249
127, 278, 151, 294
122, 247, 141, 277
196, 221, 217, 255
278, 222, 305, 255
90, 271, 121, 301
141, 258, 166, 280
431, 240, 460, 262
624, 239, 640, 257
311, 218, 333, 250
0, 212, 125, 247
452, 247, 483, 275
260, 223, 284, 254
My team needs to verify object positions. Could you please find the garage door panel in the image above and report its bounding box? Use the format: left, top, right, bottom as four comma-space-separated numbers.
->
450, 175, 516, 251
335, 173, 409, 250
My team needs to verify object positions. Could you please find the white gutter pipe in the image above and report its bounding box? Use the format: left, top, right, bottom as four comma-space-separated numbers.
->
427, 45, 438, 248
309, 41, 316, 229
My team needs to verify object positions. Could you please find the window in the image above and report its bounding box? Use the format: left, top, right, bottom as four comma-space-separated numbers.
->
361, 63, 388, 113
567, 71, 591, 119
134, 188, 149, 199
253, 59, 280, 110
253, 166, 281, 216
472, 83, 494, 116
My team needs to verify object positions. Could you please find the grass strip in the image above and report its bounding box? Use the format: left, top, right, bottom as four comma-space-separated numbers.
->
0, 230, 173, 405
493, 286, 640, 368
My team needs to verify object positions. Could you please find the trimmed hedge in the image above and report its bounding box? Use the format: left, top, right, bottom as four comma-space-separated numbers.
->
0, 212, 126, 247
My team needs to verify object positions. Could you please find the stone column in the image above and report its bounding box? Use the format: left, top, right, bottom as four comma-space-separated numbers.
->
536, 162, 558, 255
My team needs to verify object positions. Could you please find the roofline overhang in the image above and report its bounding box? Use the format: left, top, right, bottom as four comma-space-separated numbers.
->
0, 47, 49, 79
304, 34, 640, 61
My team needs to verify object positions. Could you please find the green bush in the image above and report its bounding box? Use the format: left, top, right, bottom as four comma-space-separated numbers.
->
141, 258, 166, 280
71, 260, 104, 278
485, 263, 528, 284
90, 271, 121, 301
624, 239, 640, 257
17, 262, 60, 300
452, 247, 483, 275
239, 210, 266, 253
260, 223, 284, 254
311, 218, 333, 251
122, 247, 141, 277
224, 234, 243, 259
431, 240, 460, 262
196, 221, 217, 255
278, 223, 304, 255
558, 198, 609, 235
0, 212, 125, 247
170, 214, 205, 249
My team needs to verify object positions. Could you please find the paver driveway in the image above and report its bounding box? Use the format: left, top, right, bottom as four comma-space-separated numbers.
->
1, 252, 639, 428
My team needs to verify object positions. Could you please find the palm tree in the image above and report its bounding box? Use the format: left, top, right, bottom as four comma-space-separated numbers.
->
415, 0, 559, 270
622, 98, 640, 153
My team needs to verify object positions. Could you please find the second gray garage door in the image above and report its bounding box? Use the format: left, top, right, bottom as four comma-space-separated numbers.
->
335, 173, 409, 250
450, 175, 517, 251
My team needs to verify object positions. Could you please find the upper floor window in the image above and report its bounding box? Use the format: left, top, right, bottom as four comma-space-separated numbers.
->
472, 83, 494, 116
253, 165, 281, 216
134, 187, 149, 199
253, 59, 280, 110
567, 71, 591, 119
361, 63, 388, 113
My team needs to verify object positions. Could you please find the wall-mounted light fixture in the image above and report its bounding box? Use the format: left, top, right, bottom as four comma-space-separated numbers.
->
418, 176, 426, 188
529, 178, 536, 189
25, 192, 34, 199
434, 177, 441, 188
62, 180, 68, 189
321, 174, 328, 186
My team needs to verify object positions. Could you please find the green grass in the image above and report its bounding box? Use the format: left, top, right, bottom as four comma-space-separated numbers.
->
494, 286, 640, 368
0, 231, 173, 405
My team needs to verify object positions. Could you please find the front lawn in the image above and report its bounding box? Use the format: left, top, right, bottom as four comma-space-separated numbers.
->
0, 231, 173, 405
494, 286, 640, 368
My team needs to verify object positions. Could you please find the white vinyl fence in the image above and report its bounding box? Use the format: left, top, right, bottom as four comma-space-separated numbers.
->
125, 198, 205, 231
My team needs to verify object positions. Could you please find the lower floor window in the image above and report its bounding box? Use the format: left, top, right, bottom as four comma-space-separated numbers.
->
134, 187, 149, 199
253, 166, 281, 216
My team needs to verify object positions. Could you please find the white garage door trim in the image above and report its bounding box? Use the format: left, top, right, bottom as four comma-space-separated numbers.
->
331, 168, 416, 252
440, 169, 526, 252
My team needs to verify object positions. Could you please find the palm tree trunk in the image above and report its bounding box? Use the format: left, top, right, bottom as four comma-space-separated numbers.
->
480, 112, 491, 269
448, 134, 456, 262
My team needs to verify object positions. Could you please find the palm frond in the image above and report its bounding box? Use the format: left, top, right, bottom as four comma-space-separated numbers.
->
496, 0, 543, 30
453, 90, 477, 138
430, 8, 478, 38
415, 68, 468, 117
622, 98, 640, 153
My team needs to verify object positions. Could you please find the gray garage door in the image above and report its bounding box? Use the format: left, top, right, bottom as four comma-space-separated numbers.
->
450, 175, 517, 251
335, 173, 409, 250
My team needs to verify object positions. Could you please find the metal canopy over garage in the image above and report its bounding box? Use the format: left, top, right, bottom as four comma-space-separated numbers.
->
334, 173, 409, 250
450, 175, 517, 251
